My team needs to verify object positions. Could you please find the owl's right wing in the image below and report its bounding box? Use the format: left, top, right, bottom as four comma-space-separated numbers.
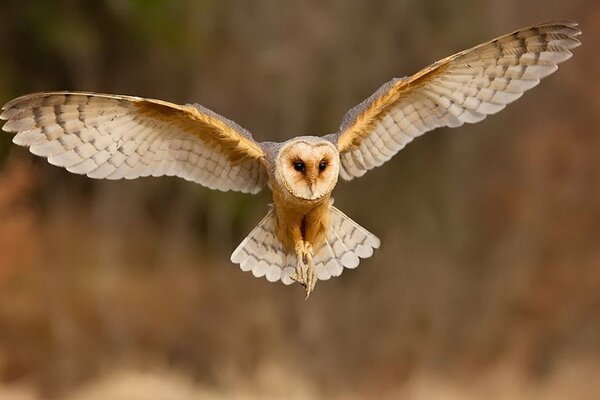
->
327, 20, 581, 180
1, 92, 267, 194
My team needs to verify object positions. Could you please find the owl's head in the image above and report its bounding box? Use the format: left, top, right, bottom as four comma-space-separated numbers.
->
276, 138, 339, 201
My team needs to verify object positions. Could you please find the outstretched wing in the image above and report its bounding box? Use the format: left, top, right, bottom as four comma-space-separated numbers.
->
1, 92, 267, 193
328, 20, 581, 180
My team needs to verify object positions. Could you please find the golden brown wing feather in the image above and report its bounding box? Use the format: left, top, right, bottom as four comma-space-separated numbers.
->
331, 20, 581, 180
1, 92, 267, 193
132, 97, 264, 161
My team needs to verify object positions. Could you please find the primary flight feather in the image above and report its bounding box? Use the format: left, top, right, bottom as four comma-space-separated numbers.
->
1, 20, 581, 298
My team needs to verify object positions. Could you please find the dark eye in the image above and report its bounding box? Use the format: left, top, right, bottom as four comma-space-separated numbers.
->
319, 161, 327, 172
293, 161, 305, 172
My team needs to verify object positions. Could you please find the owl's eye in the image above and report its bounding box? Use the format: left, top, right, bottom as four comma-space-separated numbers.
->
318, 161, 328, 172
293, 161, 305, 172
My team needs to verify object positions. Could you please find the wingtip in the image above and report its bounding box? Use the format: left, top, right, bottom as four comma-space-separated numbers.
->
530, 19, 582, 39
0, 106, 20, 121
536, 19, 579, 28
1, 92, 42, 111
1, 99, 16, 113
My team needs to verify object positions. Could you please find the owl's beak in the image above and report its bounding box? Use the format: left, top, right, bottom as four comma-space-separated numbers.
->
306, 168, 319, 197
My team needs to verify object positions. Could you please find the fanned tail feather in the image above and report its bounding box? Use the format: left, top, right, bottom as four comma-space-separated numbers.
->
230, 205, 380, 285
312, 206, 380, 281
230, 208, 296, 285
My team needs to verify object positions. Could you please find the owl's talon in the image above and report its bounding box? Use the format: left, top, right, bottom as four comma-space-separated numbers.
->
304, 266, 317, 299
290, 265, 306, 285
291, 241, 317, 298
290, 256, 307, 285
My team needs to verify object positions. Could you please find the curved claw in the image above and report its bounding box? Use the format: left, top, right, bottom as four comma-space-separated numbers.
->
290, 241, 317, 299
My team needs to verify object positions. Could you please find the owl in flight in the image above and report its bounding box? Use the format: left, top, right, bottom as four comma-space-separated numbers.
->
1, 21, 581, 297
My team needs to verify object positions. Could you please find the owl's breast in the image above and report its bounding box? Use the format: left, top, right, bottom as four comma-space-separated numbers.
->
271, 192, 333, 252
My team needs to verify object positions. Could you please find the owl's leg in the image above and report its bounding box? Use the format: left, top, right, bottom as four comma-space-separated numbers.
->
304, 242, 317, 299
303, 242, 317, 297
291, 241, 317, 299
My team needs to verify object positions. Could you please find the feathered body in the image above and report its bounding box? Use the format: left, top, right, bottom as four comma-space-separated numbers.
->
238, 137, 378, 294
0, 21, 581, 297
263, 137, 337, 253
271, 185, 332, 255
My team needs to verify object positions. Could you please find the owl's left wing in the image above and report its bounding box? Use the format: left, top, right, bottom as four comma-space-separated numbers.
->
327, 20, 581, 180
1, 92, 267, 193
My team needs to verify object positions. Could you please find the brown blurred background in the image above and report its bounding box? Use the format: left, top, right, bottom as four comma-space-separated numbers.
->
0, 1, 598, 399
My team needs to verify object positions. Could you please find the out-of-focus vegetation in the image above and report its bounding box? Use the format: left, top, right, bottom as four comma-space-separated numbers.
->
0, 1, 598, 399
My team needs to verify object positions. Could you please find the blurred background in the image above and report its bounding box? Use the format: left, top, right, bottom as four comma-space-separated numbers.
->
0, 1, 598, 399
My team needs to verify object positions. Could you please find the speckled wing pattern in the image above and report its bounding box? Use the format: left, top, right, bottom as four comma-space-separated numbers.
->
330, 20, 581, 180
1, 92, 267, 193
231, 206, 380, 285
230, 208, 294, 285
313, 206, 380, 281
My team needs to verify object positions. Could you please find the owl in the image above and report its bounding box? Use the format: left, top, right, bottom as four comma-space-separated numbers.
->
1, 21, 581, 298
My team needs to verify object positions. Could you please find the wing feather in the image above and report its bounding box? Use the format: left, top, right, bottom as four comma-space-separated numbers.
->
330, 20, 581, 180
1, 92, 267, 193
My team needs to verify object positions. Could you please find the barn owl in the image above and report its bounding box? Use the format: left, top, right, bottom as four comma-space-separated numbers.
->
1, 21, 581, 298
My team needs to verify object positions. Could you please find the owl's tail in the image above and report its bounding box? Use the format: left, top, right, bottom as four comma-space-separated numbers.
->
230, 206, 380, 286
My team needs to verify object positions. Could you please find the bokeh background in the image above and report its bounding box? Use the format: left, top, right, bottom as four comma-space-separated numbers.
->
0, 1, 598, 399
